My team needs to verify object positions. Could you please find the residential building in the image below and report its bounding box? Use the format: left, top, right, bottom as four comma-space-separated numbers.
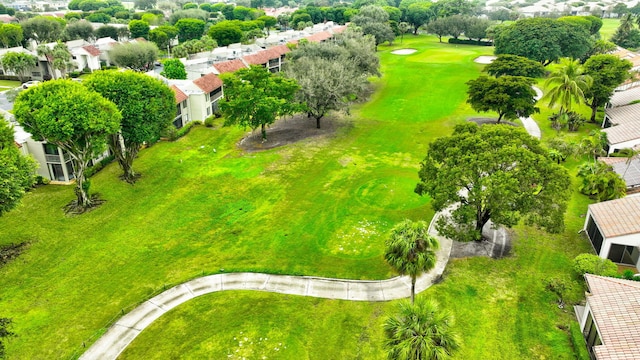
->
582, 195, 640, 270
599, 156, 640, 193
575, 274, 640, 359
602, 103, 640, 154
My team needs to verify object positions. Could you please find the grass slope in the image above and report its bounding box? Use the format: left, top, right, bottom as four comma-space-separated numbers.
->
122, 39, 593, 359
0, 36, 492, 358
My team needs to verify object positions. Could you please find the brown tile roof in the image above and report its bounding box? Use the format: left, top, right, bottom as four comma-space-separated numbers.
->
270, 44, 290, 57
193, 73, 223, 93
332, 25, 347, 34
171, 85, 187, 104
82, 45, 101, 57
585, 274, 640, 360
212, 59, 247, 74
599, 157, 628, 166
588, 196, 640, 238
243, 50, 273, 65
305, 31, 332, 43
243, 46, 291, 66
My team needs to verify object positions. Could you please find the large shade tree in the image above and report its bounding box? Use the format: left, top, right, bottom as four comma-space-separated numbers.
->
494, 17, 592, 65
466, 75, 539, 123
384, 220, 439, 304
415, 123, 571, 242
84, 70, 175, 183
220, 65, 299, 140
1, 52, 37, 83
14, 80, 121, 211
110, 41, 158, 72
0, 120, 36, 217
583, 54, 632, 123
285, 56, 368, 128
483, 54, 545, 78
384, 299, 460, 360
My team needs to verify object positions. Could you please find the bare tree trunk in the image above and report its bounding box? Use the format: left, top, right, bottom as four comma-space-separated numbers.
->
589, 101, 598, 123
316, 114, 324, 129
261, 123, 267, 140
73, 157, 92, 209
411, 276, 416, 304
110, 133, 140, 184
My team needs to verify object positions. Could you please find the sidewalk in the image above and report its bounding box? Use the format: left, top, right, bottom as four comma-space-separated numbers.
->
79, 212, 453, 360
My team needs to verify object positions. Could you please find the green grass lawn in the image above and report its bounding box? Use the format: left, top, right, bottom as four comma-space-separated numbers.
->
600, 18, 619, 42
1, 35, 599, 359
0, 79, 21, 89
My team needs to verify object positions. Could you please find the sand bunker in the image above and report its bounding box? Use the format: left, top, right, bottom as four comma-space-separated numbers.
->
391, 49, 417, 55
474, 55, 496, 64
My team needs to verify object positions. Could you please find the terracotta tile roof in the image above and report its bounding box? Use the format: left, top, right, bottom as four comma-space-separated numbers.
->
171, 85, 188, 104
305, 31, 332, 43
332, 25, 347, 34
212, 59, 247, 74
82, 45, 101, 57
584, 274, 640, 360
270, 44, 290, 57
243, 46, 291, 66
193, 73, 223, 93
588, 196, 640, 238
243, 49, 273, 65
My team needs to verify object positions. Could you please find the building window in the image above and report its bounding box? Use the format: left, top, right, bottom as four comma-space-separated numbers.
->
206, 107, 210, 115
182, 100, 187, 108
66, 161, 75, 180
583, 312, 602, 358
43, 143, 58, 155
586, 216, 604, 254
31, 72, 41, 77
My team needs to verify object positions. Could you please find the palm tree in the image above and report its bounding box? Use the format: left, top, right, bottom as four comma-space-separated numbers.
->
384, 298, 461, 360
36, 44, 54, 79
384, 220, 439, 304
542, 58, 593, 114
622, 147, 640, 178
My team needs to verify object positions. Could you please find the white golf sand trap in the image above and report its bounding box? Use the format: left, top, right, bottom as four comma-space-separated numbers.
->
391, 48, 417, 55
474, 55, 496, 64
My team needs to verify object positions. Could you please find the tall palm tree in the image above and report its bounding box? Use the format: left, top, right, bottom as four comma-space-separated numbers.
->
384, 220, 439, 304
542, 58, 593, 114
36, 44, 54, 79
384, 298, 461, 360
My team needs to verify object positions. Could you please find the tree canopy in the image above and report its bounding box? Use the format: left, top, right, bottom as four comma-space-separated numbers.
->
351, 5, 395, 48
161, 58, 187, 79
0, 24, 23, 48
14, 80, 121, 210
415, 123, 571, 242
208, 21, 243, 47
22, 16, 64, 44
0, 120, 36, 217
175, 18, 206, 42
583, 54, 632, 122
220, 65, 299, 140
128, 19, 150, 39
484, 54, 545, 78
84, 70, 175, 183
110, 41, 158, 72
466, 75, 539, 123
1, 52, 37, 83
494, 17, 592, 65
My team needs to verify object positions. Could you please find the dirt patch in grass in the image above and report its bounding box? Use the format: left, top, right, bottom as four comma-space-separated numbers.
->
0, 242, 28, 268
468, 117, 519, 127
238, 114, 350, 152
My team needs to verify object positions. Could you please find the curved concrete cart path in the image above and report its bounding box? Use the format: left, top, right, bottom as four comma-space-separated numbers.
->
520, 86, 544, 139
80, 212, 454, 360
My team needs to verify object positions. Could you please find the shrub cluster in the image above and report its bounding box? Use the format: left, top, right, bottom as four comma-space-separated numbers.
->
448, 38, 492, 46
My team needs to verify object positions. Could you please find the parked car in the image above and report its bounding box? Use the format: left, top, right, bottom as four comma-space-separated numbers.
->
22, 81, 40, 89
